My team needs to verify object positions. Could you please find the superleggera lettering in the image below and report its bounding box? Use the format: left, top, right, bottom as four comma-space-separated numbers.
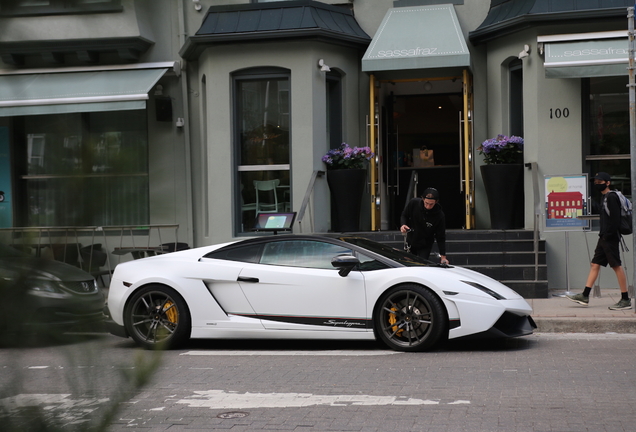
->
324, 320, 365, 327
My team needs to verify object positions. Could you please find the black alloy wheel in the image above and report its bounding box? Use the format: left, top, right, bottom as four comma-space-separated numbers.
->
374, 284, 445, 352
124, 285, 191, 350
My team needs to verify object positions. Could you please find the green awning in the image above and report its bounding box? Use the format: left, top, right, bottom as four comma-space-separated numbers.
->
540, 31, 628, 79
362, 4, 470, 76
0, 67, 168, 116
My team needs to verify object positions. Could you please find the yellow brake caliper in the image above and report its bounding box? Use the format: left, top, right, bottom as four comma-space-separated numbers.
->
164, 301, 178, 324
389, 306, 403, 336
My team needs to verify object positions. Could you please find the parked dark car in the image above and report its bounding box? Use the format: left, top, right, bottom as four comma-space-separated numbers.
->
0, 243, 105, 340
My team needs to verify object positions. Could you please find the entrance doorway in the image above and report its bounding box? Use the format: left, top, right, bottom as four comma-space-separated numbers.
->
378, 77, 471, 230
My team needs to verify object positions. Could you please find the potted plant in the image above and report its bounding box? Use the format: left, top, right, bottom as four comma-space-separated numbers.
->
477, 135, 525, 229
322, 143, 374, 232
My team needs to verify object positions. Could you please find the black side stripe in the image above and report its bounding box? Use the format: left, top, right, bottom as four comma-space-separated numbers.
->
234, 313, 373, 329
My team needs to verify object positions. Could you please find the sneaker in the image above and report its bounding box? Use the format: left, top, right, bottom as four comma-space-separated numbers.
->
566, 293, 589, 306
608, 298, 632, 311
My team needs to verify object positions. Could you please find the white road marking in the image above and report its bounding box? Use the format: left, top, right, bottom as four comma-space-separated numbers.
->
181, 350, 401, 356
0, 394, 110, 424
176, 390, 470, 409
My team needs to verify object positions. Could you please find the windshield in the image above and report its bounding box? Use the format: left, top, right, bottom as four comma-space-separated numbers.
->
338, 237, 434, 267
0, 244, 30, 258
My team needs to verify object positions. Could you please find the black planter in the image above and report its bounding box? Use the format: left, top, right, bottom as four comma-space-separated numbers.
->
327, 169, 366, 232
480, 164, 524, 229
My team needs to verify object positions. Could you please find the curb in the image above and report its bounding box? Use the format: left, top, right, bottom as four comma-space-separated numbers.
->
533, 317, 636, 334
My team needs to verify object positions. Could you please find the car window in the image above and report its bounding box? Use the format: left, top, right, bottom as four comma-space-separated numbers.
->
356, 252, 390, 271
339, 237, 432, 267
260, 240, 352, 269
203, 244, 263, 263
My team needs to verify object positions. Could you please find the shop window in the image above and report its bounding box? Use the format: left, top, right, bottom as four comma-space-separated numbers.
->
11, 110, 149, 226
509, 59, 523, 137
584, 76, 631, 199
326, 71, 343, 149
0, 0, 122, 16
234, 68, 291, 234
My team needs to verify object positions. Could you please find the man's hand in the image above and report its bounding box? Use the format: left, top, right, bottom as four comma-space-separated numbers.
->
400, 225, 410, 233
440, 255, 449, 265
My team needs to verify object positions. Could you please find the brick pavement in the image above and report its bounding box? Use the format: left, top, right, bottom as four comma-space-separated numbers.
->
102, 334, 636, 432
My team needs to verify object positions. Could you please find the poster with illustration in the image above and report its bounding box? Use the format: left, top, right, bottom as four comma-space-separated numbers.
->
545, 174, 589, 230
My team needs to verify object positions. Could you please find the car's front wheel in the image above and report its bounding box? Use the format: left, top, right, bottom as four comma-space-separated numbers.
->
124, 285, 191, 350
374, 284, 446, 352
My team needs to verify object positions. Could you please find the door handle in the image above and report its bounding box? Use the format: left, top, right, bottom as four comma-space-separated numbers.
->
237, 276, 259, 283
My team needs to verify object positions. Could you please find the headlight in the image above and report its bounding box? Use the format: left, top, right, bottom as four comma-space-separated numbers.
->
27, 280, 71, 298
461, 280, 506, 300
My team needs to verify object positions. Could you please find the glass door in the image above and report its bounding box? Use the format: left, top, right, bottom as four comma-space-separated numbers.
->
378, 77, 467, 230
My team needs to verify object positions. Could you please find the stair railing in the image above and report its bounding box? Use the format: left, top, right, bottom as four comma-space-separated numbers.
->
404, 170, 419, 210
296, 170, 325, 233
526, 161, 541, 281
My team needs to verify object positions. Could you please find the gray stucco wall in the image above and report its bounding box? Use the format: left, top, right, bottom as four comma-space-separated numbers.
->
480, 21, 634, 289
194, 40, 365, 246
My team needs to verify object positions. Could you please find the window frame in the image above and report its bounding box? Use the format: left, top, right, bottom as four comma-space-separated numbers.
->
10, 109, 150, 227
0, 0, 122, 17
232, 67, 292, 235
582, 76, 631, 201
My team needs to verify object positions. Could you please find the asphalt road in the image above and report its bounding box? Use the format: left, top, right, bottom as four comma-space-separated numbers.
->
1, 333, 636, 432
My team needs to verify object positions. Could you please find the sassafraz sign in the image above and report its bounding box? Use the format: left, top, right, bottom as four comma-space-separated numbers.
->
544, 174, 589, 230
376, 47, 439, 58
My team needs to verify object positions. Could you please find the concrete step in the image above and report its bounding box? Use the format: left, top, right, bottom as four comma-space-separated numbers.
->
357, 230, 548, 299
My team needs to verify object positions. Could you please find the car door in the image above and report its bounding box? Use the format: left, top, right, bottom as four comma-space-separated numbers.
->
236, 239, 369, 331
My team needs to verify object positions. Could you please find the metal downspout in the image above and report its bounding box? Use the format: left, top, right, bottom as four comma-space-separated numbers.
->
177, 0, 194, 247
628, 7, 636, 309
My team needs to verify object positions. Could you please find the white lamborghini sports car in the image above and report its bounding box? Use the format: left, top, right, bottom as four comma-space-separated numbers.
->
106, 235, 536, 352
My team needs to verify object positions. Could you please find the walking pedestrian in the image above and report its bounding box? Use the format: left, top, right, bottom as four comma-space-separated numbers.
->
566, 172, 632, 310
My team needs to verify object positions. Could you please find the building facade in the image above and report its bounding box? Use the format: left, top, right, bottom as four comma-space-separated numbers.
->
0, 0, 634, 291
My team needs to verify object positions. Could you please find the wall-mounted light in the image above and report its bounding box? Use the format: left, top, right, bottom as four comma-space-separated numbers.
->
518, 44, 530, 59
154, 84, 163, 96
318, 59, 331, 72
423, 81, 433, 92
192, 0, 202, 11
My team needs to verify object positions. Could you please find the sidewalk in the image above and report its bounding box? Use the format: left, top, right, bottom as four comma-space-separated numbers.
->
530, 289, 636, 334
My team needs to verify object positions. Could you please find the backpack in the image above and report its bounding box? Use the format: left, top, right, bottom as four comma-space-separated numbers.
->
603, 190, 633, 236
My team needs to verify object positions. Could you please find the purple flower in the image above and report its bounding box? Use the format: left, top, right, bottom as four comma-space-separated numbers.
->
478, 135, 524, 165
322, 143, 374, 170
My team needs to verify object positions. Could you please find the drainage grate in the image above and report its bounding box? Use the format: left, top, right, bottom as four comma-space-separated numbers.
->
217, 411, 249, 419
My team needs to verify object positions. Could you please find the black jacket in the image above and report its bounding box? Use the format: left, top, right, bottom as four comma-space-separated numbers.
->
400, 197, 446, 255
600, 191, 622, 240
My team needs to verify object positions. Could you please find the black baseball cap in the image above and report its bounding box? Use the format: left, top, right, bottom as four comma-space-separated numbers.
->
423, 187, 439, 201
594, 172, 611, 182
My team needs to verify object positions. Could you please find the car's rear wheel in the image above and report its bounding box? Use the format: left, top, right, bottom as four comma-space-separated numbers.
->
374, 284, 445, 352
124, 285, 191, 350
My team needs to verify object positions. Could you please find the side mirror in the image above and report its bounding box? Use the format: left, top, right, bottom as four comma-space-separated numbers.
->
331, 254, 360, 277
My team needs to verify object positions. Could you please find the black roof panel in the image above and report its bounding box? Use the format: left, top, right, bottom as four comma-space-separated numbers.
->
471, 0, 633, 43
182, 1, 370, 59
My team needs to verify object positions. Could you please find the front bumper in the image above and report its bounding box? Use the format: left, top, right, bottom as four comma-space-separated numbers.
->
103, 304, 128, 338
